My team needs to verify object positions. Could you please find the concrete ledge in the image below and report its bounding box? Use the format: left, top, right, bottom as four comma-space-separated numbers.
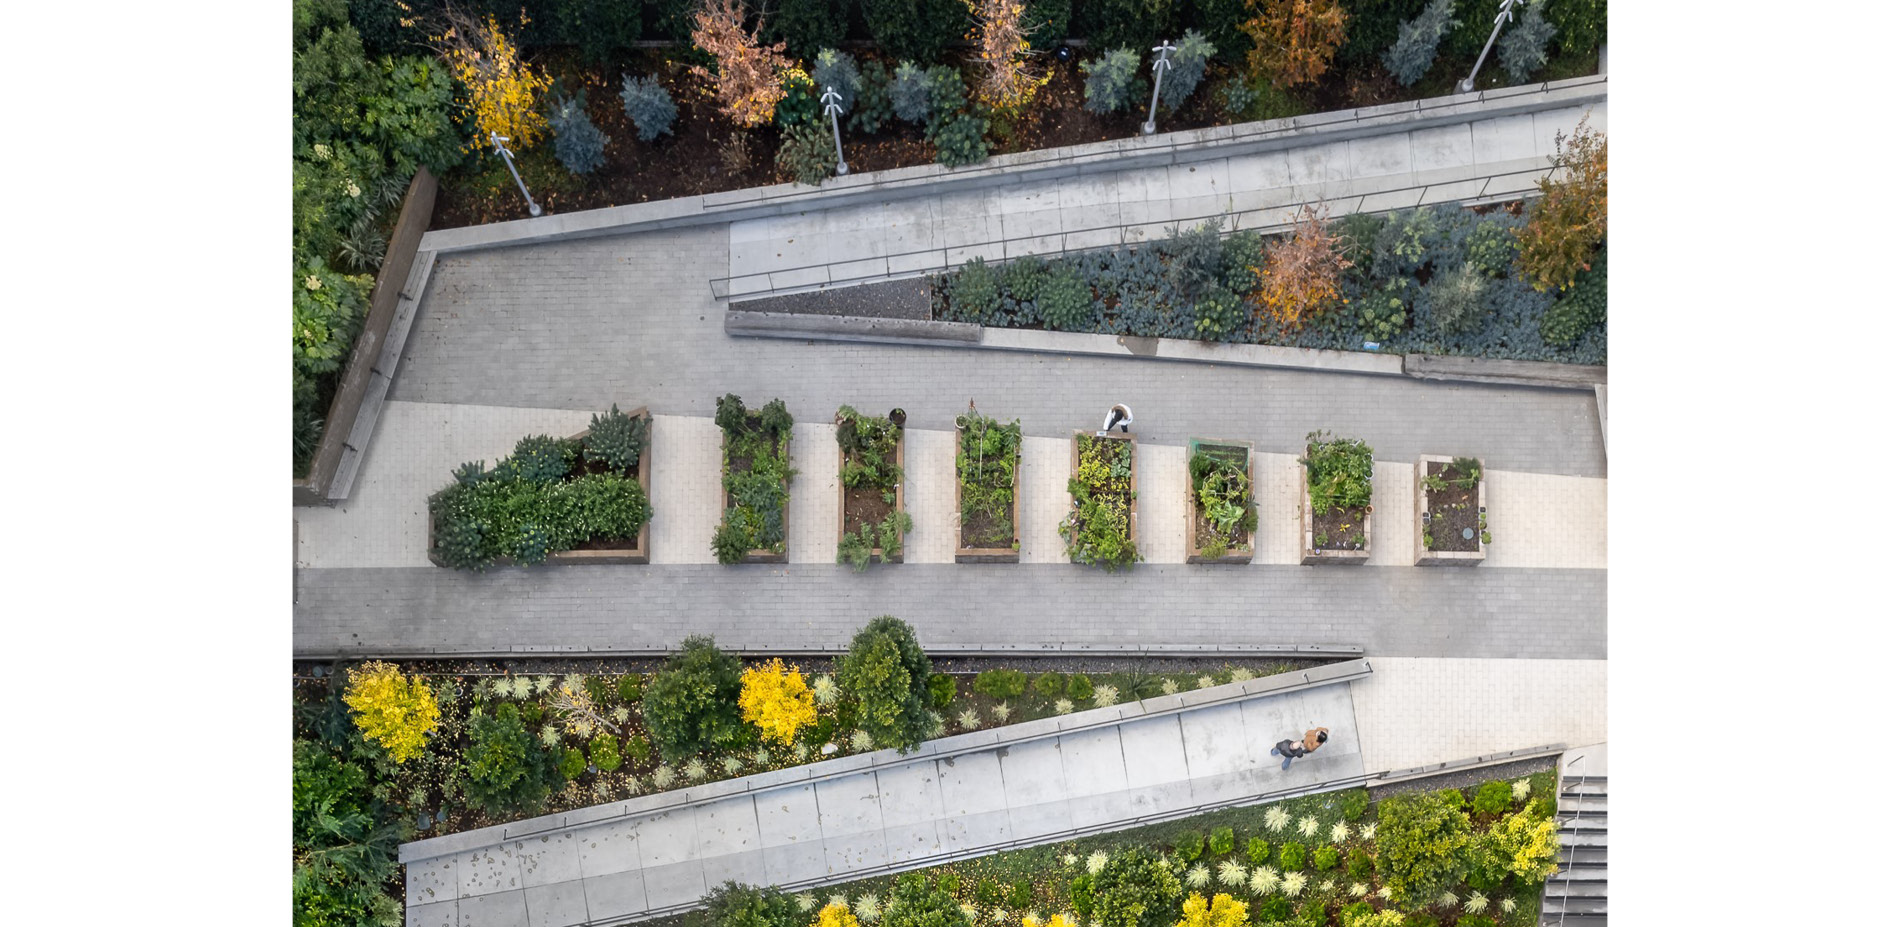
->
985, 327, 1407, 376
298, 642, 1365, 661
725, 310, 1606, 389
417, 77, 1606, 255
1593, 383, 1607, 455
1403, 353, 1607, 390
724, 310, 981, 346
399, 658, 1372, 863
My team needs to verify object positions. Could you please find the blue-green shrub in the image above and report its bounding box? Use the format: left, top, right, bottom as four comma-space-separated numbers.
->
1159, 30, 1216, 111
1384, 0, 1459, 86
620, 74, 677, 142
1082, 48, 1143, 115
812, 48, 861, 114
549, 92, 606, 175
1499, 2, 1558, 83
890, 62, 932, 124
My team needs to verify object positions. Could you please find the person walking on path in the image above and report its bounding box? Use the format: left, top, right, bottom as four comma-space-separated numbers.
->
1271, 727, 1329, 771
1099, 403, 1134, 435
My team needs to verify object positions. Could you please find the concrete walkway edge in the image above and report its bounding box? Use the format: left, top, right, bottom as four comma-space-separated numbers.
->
417, 77, 1606, 255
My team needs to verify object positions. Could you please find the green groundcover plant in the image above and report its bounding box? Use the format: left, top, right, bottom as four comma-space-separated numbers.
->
428, 405, 652, 571
1061, 434, 1140, 571
955, 408, 1022, 549
712, 394, 797, 564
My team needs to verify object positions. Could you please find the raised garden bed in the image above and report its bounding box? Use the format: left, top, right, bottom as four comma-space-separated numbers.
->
1300, 431, 1372, 566
954, 407, 1022, 563
712, 394, 794, 564
1416, 455, 1488, 567
1186, 439, 1257, 564
426, 405, 653, 570
835, 405, 910, 570
1063, 431, 1139, 571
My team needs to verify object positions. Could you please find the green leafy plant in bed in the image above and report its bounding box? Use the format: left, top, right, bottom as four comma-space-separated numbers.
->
835, 405, 909, 570
1189, 448, 1257, 559
713, 394, 797, 564
427, 408, 652, 571
1062, 435, 1140, 571
1301, 430, 1373, 549
956, 407, 1022, 548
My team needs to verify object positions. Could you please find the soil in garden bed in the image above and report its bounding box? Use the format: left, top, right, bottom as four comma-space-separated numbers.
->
733, 278, 931, 320
960, 501, 1012, 549
1313, 505, 1369, 551
1423, 461, 1481, 553
842, 445, 899, 535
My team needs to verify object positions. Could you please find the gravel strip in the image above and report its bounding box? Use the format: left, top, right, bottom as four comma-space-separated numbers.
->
293, 654, 1340, 681
731, 278, 932, 320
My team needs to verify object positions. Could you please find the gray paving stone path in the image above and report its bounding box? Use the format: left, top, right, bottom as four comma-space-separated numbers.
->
391, 225, 1604, 479
292, 564, 1604, 660
399, 667, 1368, 927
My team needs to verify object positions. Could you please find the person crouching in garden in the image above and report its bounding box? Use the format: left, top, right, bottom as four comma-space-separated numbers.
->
1098, 403, 1133, 435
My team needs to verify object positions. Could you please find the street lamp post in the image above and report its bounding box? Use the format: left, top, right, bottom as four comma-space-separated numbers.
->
822, 86, 849, 177
1141, 40, 1176, 136
1458, 0, 1522, 93
489, 131, 543, 217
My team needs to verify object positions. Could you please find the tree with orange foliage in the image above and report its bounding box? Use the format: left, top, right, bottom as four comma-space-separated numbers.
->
966, 0, 1048, 116
1254, 203, 1352, 330
1515, 117, 1608, 292
432, 6, 552, 150
690, 0, 793, 129
1240, 0, 1350, 89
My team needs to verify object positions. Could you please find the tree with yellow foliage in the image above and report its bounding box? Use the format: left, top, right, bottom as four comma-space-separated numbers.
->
1177, 893, 1250, 927
1240, 0, 1349, 89
690, 0, 793, 129
1254, 203, 1352, 330
341, 661, 440, 763
434, 7, 552, 150
1515, 118, 1608, 292
966, 0, 1048, 116
739, 658, 818, 746
816, 902, 862, 927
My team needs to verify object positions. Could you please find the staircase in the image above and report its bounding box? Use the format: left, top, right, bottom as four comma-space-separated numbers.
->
1541, 748, 1608, 925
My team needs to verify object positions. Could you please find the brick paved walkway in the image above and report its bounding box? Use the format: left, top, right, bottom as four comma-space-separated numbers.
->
292, 563, 1603, 659
390, 227, 1605, 479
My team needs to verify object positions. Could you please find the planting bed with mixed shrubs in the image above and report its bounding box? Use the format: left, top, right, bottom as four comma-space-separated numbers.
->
835, 405, 912, 570
1063, 432, 1140, 571
672, 771, 1562, 927
427, 405, 653, 570
933, 201, 1606, 366
291, 617, 1304, 925
713, 394, 797, 563
342, 1, 1604, 226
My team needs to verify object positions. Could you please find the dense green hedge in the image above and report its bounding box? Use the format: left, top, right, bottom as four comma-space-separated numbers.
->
427, 407, 653, 571
348, 0, 1607, 68
933, 203, 1607, 365
295, 0, 463, 475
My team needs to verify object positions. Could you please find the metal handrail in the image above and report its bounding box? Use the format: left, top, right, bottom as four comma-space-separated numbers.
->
709, 164, 1558, 303
1553, 752, 1600, 925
